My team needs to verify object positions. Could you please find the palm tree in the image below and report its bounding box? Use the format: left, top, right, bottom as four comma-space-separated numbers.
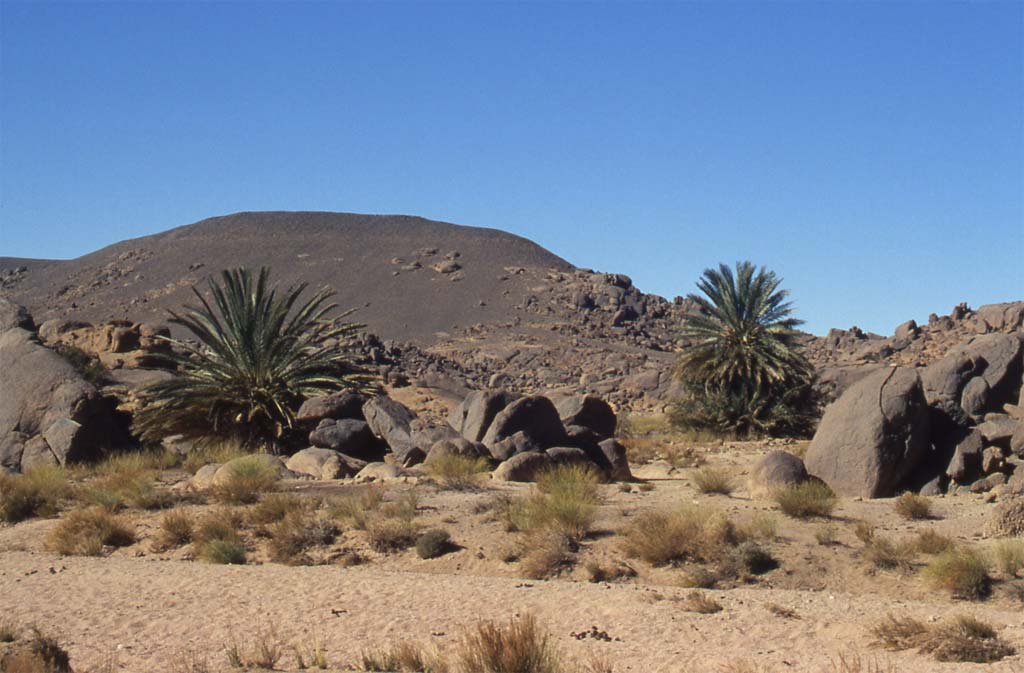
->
672, 261, 817, 436
134, 267, 374, 450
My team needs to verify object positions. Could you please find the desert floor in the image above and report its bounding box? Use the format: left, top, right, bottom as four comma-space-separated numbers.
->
1, 439, 1022, 673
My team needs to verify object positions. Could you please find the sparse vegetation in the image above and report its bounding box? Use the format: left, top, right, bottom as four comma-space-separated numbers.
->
679, 590, 723, 613
871, 613, 1014, 663
194, 508, 247, 564
359, 641, 445, 673
913, 529, 953, 555
53, 343, 108, 386
210, 457, 279, 504
924, 547, 991, 600
201, 538, 247, 565
456, 613, 562, 673
585, 560, 636, 583
0, 465, 70, 523
134, 266, 373, 450
329, 486, 385, 530
183, 440, 249, 474
224, 624, 284, 670
773, 481, 836, 519
1, 627, 73, 673
266, 510, 337, 564
893, 492, 931, 520
416, 528, 454, 559
815, 524, 838, 546
505, 464, 603, 540
367, 516, 418, 553
153, 510, 195, 551
45, 507, 135, 556
989, 538, 1024, 577
863, 536, 916, 572
292, 632, 329, 670
426, 454, 490, 491
519, 530, 576, 579
692, 465, 734, 495
620, 507, 743, 567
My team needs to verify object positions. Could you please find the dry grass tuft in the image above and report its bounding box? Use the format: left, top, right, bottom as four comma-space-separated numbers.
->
692, 466, 735, 495
194, 508, 246, 564
815, 524, 838, 546
225, 623, 284, 670
863, 536, 916, 572
620, 507, 743, 567
46, 507, 135, 556
267, 510, 337, 565
505, 465, 602, 540
924, 547, 991, 600
1, 627, 73, 673
416, 528, 454, 559
914, 529, 953, 555
519, 531, 576, 579
893, 492, 932, 520
367, 516, 418, 553
0, 466, 70, 523
358, 640, 446, 672
153, 510, 194, 551
329, 486, 385, 530
585, 560, 636, 583
292, 632, 329, 670
210, 457, 279, 504
678, 566, 718, 589
854, 521, 876, 545
456, 613, 562, 673
0, 618, 19, 643
989, 538, 1024, 577
679, 590, 723, 613
248, 493, 308, 526
426, 454, 491, 491
773, 481, 836, 519
871, 613, 1014, 663
183, 440, 249, 474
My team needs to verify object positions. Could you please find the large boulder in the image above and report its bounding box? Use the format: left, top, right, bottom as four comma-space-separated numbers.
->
296, 390, 367, 424
945, 429, 984, 483
492, 451, 552, 482
805, 367, 931, 498
481, 396, 568, 451
921, 334, 1023, 424
425, 438, 490, 464
553, 395, 616, 438
597, 438, 632, 482
308, 419, 383, 460
448, 390, 520, 442
0, 326, 120, 472
285, 447, 366, 480
362, 396, 418, 460
0, 297, 34, 332
747, 451, 809, 499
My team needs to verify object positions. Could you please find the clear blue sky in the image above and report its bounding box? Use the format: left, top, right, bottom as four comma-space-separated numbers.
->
1, 1, 1021, 335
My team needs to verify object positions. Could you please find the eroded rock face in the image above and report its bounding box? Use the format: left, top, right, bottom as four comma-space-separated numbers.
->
921, 334, 1023, 425
747, 451, 809, 499
296, 390, 367, 424
805, 367, 931, 498
308, 419, 382, 459
554, 394, 617, 438
447, 390, 520, 442
362, 396, 418, 460
492, 451, 552, 482
0, 324, 119, 471
481, 396, 567, 450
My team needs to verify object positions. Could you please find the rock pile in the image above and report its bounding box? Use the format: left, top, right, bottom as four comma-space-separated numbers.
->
805, 333, 1024, 498
287, 388, 630, 483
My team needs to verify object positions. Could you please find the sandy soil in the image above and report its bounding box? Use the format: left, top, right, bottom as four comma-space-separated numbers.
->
2, 442, 1023, 673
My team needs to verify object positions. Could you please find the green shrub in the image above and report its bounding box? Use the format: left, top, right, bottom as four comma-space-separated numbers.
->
620, 507, 741, 566
416, 529, 453, 559
426, 454, 490, 491
153, 509, 194, 551
990, 539, 1024, 577
199, 538, 247, 565
864, 536, 916, 571
506, 465, 602, 540
367, 517, 418, 553
773, 481, 836, 519
925, 547, 991, 600
211, 457, 279, 504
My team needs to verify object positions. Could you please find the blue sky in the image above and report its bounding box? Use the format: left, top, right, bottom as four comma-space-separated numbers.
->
1, 1, 1021, 335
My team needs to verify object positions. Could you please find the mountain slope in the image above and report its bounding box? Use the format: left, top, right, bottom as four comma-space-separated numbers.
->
1, 211, 573, 342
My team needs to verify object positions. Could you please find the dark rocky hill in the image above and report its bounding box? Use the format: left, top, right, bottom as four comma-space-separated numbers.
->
0, 211, 573, 343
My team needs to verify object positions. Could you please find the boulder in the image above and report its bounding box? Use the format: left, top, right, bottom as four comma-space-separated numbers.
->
1011, 423, 1024, 457
0, 327, 120, 472
960, 377, 991, 420
211, 454, 291, 487
554, 395, 616, 438
971, 472, 1007, 493
286, 447, 366, 480
921, 334, 1023, 424
946, 429, 984, 482
354, 462, 406, 482
492, 451, 552, 482
987, 497, 1024, 537
481, 396, 568, 450
308, 419, 383, 459
296, 390, 367, 423
409, 418, 459, 450
363, 396, 418, 459
545, 446, 592, 468
597, 438, 632, 481
804, 367, 931, 498
425, 438, 490, 464
191, 463, 223, 490
977, 417, 1019, 450
747, 451, 809, 499
489, 431, 543, 461
448, 390, 520, 442
0, 297, 34, 332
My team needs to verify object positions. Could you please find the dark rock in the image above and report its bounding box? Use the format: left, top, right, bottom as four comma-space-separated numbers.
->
363, 396, 418, 459
747, 451, 809, 499
296, 390, 367, 423
425, 438, 490, 464
978, 417, 1019, 450
922, 334, 1024, 424
0, 298, 34, 332
545, 446, 592, 467
308, 419, 383, 460
597, 438, 632, 481
286, 447, 366, 479
804, 367, 931, 498
946, 429, 984, 482
481, 395, 568, 450
448, 390, 521, 442
492, 451, 552, 482
489, 431, 542, 461
554, 395, 616, 438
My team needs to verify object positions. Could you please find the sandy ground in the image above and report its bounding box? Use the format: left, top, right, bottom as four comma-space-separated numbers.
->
2, 442, 1024, 673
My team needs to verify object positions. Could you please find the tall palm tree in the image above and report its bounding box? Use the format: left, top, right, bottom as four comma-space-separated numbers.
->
672, 261, 816, 436
134, 267, 374, 450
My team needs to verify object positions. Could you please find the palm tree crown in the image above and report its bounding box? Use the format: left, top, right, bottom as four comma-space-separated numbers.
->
675, 261, 811, 391
134, 267, 374, 449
